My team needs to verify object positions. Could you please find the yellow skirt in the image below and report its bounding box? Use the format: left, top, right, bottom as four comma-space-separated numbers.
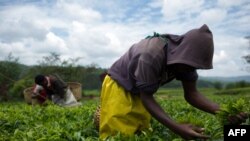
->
99, 75, 151, 139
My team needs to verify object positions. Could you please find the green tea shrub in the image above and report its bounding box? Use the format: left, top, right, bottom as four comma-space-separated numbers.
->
216, 98, 249, 125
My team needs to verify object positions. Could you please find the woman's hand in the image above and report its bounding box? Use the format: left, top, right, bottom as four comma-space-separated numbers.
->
174, 123, 210, 140
140, 92, 210, 140
227, 112, 248, 125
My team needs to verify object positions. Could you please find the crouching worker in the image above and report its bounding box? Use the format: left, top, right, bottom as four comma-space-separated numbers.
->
33, 74, 81, 107
31, 84, 47, 105
98, 24, 248, 140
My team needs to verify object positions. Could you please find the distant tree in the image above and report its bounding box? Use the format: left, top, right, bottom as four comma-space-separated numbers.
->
35, 52, 88, 88
225, 81, 250, 89
38, 52, 61, 66
243, 36, 250, 72
197, 79, 214, 88
214, 81, 223, 90
0, 53, 21, 101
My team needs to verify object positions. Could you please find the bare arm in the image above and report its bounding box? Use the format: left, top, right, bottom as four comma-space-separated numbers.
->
181, 80, 220, 114
182, 80, 248, 124
140, 92, 210, 140
140, 92, 177, 129
32, 85, 43, 98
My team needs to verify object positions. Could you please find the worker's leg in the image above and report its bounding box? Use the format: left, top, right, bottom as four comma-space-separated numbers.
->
99, 75, 151, 139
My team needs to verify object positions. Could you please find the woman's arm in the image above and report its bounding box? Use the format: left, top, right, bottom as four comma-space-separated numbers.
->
140, 92, 210, 140
182, 80, 248, 124
181, 80, 220, 114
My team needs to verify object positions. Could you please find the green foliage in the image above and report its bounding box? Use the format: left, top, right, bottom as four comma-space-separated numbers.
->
197, 79, 215, 88
9, 78, 33, 99
0, 53, 24, 101
225, 81, 250, 89
214, 87, 250, 95
213, 81, 223, 90
216, 98, 249, 125
0, 101, 99, 141
1, 89, 250, 140
0, 62, 21, 83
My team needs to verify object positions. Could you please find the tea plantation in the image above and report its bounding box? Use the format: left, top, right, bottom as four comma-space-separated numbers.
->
0, 88, 249, 141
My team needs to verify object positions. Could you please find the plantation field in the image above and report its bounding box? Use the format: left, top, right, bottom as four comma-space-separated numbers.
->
0, 88, 250, 141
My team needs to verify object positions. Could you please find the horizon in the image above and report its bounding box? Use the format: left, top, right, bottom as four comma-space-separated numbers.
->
2, 59, 250, 78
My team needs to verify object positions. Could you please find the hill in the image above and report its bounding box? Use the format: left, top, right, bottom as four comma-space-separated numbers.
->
200, 75, 250, 82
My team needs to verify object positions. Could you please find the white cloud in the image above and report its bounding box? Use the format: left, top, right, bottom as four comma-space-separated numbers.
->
55, 1, 102, 23
161, 0, 204, 19
0, 5, 48, 42
0, 0, 249, 76
198, 8, 227, 25
217, 0, 248, 8
147, 0, 162, 8
45, 32, 68, 53
214, 50, 228, 64
200, 34, 249, 76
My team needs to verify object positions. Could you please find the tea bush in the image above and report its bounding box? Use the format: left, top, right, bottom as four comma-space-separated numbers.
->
0, 89, 249, 141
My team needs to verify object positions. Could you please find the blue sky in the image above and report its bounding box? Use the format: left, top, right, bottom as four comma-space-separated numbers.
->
0, 0, 249, 77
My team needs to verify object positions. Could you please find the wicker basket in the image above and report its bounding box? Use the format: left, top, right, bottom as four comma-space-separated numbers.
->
23, 87, 33, 104
94, 105, 101, 130
67, 82, 82, 101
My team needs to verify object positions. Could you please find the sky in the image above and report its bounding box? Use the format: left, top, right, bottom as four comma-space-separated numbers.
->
0, 0, 249, 77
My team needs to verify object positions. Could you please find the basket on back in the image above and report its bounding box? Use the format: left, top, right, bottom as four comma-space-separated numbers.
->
67, 82, 82, 101
23, 87, 46, 105
23, 87, 33, 104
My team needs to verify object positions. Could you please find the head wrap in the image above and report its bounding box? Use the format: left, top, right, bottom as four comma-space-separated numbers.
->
165, 24, 214, 69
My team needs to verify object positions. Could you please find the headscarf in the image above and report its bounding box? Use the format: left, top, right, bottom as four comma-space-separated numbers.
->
165, 24, 214, 69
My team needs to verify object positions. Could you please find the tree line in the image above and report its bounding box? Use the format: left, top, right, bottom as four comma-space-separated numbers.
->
0, 52, 250, 101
